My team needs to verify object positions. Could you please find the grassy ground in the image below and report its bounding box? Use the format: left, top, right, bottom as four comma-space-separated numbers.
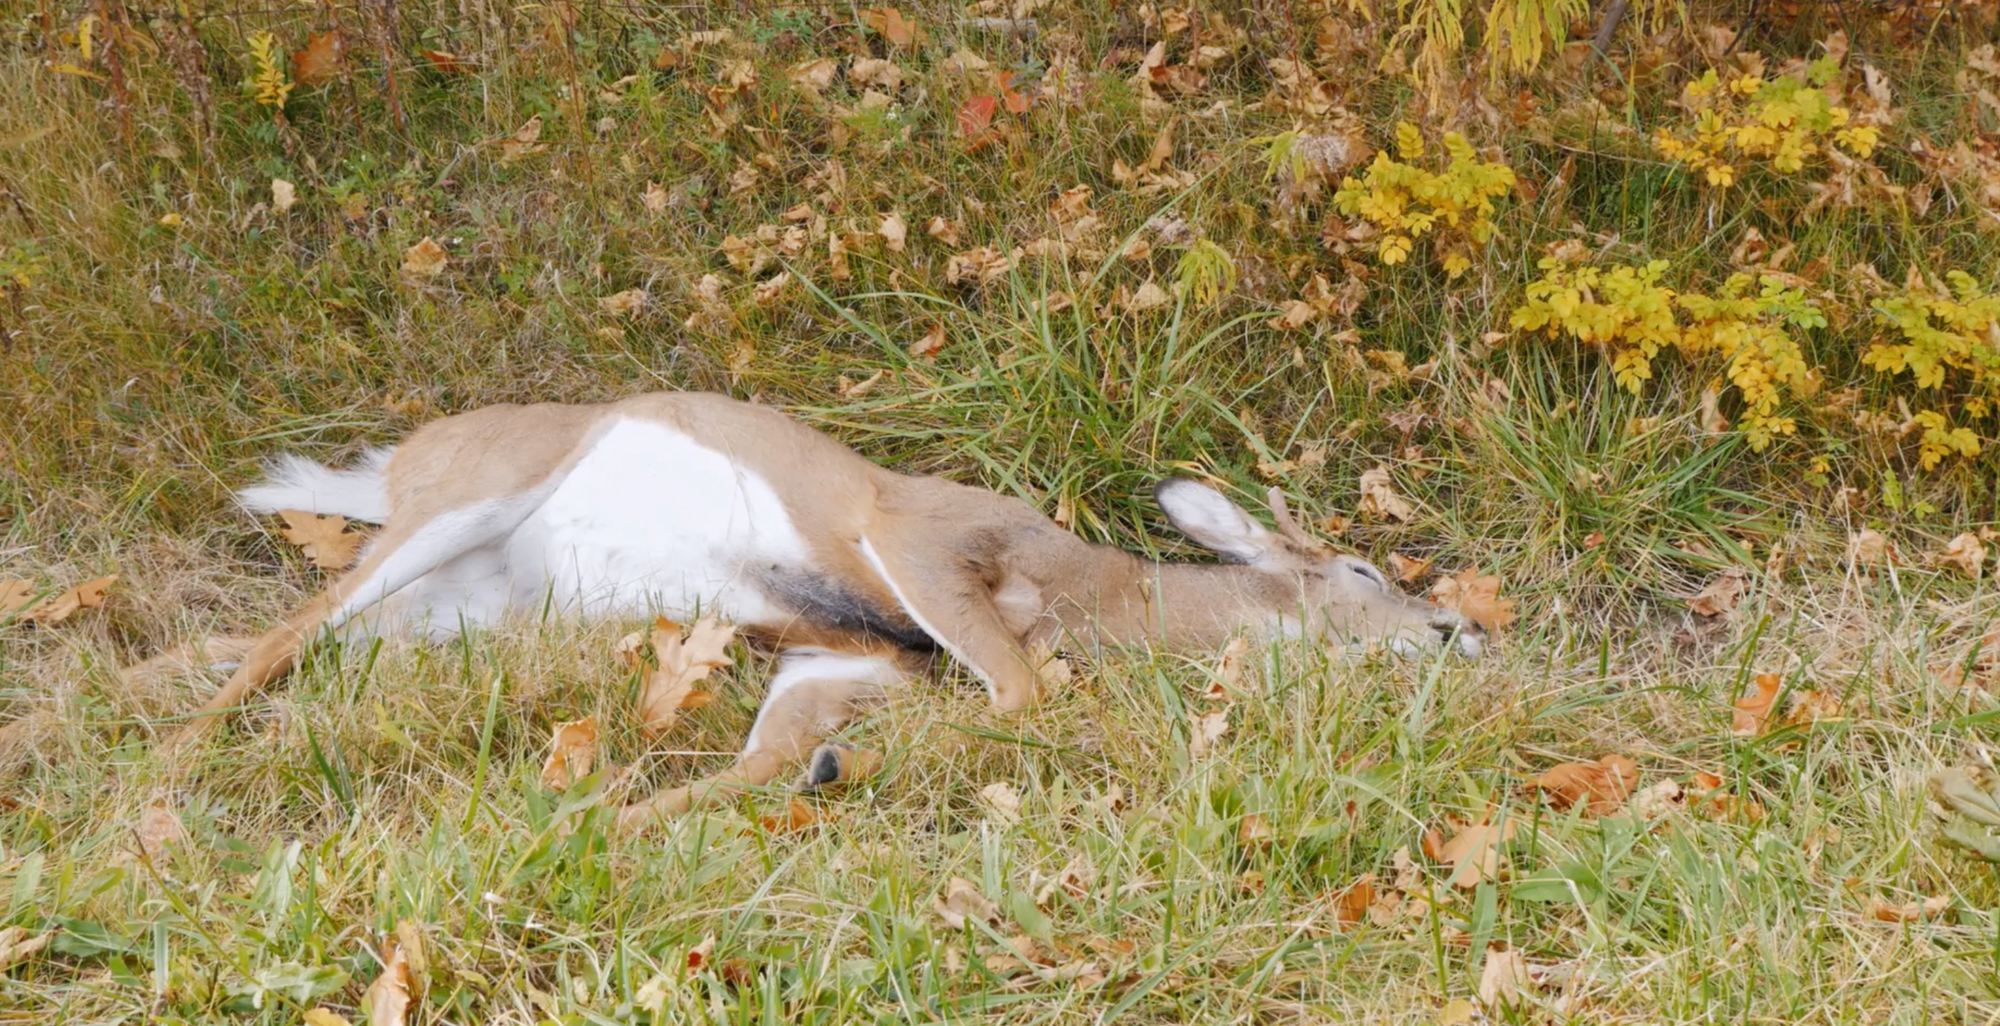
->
3, 1, 2000, 1022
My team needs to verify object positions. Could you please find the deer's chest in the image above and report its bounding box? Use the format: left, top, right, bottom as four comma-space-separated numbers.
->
504, 418, 809, 622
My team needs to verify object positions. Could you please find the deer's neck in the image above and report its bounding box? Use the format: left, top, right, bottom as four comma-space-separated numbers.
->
1037, 546, 1294, 653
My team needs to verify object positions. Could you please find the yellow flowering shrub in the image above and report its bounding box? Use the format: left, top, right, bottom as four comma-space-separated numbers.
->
1510, 259, 1824, 450
1862, 271, 2000, 469
1652, 63, 1879, 188
1331, 123, 1514, 277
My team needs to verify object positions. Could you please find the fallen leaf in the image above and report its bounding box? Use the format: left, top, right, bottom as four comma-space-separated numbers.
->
420, 49, 466, 74
1429, 569, 1517, 632
598, 288, 647, 315
401, 237, 448, 277
849, 57, 905, 90
860, 6, 923, 46
9, 574, 118, 625
276, 510, 364, 571
979, 782, 1023, 825
933, 877, 1000, 928
1698, 385, 1729, 435
1237, 813, 1273, 850
925, 216, 961, 247
291, 31, 342, 86
1331, 875, 1374, 927
1212, 635, 1251, 696
958, 93, 1000, 145
945, 247, 1012, 286
623, 616, 735, 737
540, 716, 598, 790
642, 182, 669, 215
1629, 778, 1685, 820
1477, 945, 1533, 1010
0, 926, 50, 972
758, 798, 825, 834
909, 322, 946, 360
1866, 894, 1950, 922
685, 934, 716, 972
1387, 553, 1433, 583
789, 58, 838, 94
838, 369, 887, 397
1188, 707, 1230, 759
363, 932, 413, 1026
1438, 812, 1518, 888
1268, 299, 1316, 329
271, 178, 297, 214
879, 212, 908, 253
1937, 532, 1987, 579
1356, 466, 1413, 522
1437, 997, 1480, 1025
1848, 528, 1893, 566
752, 272, 792, 306
1687, 568, 1748, 618
137, 801, 183, 860
1732, 673, 1783, 736
499, 115, 543, 163
1535, 755, 1639, 815
1689, 770, 1765, 821
1787, 687, 1843, 727
1124, 280, 1172, 313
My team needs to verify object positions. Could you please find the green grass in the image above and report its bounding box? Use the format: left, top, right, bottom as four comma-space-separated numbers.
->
3, 2, 2000, 1022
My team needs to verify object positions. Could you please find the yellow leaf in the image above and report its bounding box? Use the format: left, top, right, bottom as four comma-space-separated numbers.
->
1687, 568, 1747, 618
641, 181, 669, 215
302, 1009, 353, 1026
1477, 945, 1534, 1009
276, 510, 364, 571
978, 781, 1022, 825
157, 212, 183, 227
539, 716, 598, 790
401, 237, 448, 277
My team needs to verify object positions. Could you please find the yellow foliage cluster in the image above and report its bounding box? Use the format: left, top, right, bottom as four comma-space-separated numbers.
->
1511, 259, 1824, 450
1652, 63, 1880, 188
247, 31, 292, 111
1331, 123, 1514, 277
1863, 272, 2000, 469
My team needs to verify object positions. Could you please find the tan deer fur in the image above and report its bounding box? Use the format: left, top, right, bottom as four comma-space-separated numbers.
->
163, 391, 1483, 824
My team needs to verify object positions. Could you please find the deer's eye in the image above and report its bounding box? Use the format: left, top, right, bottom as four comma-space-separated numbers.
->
1347, 562, 1389, 591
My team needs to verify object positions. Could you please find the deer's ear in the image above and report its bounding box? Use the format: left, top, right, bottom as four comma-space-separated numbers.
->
1154, 479, 1277, 563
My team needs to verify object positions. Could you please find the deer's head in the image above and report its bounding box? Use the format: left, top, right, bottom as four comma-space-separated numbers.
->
1154, 479, 1484, 657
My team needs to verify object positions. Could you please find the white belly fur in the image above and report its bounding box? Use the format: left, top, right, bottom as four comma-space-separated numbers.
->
372, 418, 809, 638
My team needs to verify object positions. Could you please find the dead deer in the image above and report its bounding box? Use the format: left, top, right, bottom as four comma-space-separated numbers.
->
163, 391, 1482, 824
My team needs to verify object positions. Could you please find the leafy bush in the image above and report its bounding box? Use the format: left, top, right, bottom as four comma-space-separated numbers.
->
1651, 64, 1881, 188
1331, 124, 1514, 276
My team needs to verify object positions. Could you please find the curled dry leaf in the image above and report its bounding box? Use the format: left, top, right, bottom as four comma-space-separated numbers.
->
909, 322, 946, 359
498, 115, 543, 163
685, 934, 716, 972
621, 615, 735, 737
789, 58, 838, 94
849, 57, 905, 90
1208, 635, 1251, 699
277, 510, 364, 571
0, 926, 52, 972
363, 931, 414, 1026
1331, 875, 1374, 927
1356, 467, 1413, 522
540, 716, 598, 790
1936, 532, 1987, 578
401, 237, 448, 277
1687, 568, 1748, 618
598, 289, 647, 315
925, 216, 960, 246
1866, 894, 1950, 923
1429, 569, 1518, 632
1188, 707, 1230, 759
945, 247, 1012, 286
933, 876, 1001, 928
1124, 280, 1172, 313
1535, 755, 1640, 815
641, 181, 669, 215
879, 211, 908, 252
860, 6, 923, 47
1731, 673, 1783, 736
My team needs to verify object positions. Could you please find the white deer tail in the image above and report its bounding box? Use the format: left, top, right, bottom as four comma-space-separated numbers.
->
236, 447, 397, 523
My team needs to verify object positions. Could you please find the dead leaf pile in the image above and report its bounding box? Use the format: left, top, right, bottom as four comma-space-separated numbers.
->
617, 615, 734, 737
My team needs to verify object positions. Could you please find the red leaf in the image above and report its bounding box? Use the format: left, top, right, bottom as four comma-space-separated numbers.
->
958, 94, 999, 139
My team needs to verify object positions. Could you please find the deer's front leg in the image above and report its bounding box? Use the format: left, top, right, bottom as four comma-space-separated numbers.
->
615, 649, 908, 829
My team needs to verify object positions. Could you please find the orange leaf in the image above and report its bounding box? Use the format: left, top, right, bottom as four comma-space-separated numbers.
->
291, 31, 342, 86
1332, 875, 1375, 927
11, 574, 118, 625
1535, 755, 1640, 815
276, 510, 363, 571
1429, 568, 1518, 632
860, 6, 922, 46
1732, 673, 1782, 736
759, 798, 824, 834
622, 615, 736, 737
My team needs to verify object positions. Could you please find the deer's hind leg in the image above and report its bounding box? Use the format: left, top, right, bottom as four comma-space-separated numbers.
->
615, 649, 910, 828
165, 497, 543, 752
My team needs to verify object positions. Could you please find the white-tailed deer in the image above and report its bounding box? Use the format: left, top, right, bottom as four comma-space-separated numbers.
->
166, 392, 1482, 824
